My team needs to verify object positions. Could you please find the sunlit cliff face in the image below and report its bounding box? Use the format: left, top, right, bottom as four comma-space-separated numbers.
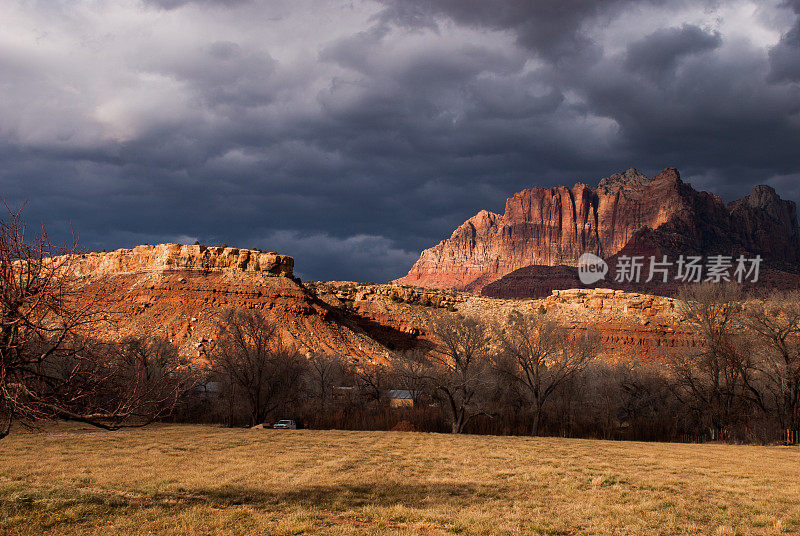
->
399, 168, 800, 292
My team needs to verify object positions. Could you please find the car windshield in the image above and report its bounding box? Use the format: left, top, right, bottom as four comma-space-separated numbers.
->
278, 420, 291, 424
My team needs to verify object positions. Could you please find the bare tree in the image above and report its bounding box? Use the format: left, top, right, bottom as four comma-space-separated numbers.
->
615, 362, 680, 440
354, 361, 389, 404
672, 283, 760, 439
0, 204, 190, 439
111, 336, 195, 420
209, 309, 306, 426
38, 336, 194, 430
389, 349, 429, 405
742, 291, 800, 434
497, 310, 598, 435
306, 353, 348, 412
426, 313, 493, 434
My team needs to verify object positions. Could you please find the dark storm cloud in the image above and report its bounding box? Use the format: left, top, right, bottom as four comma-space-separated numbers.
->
377, 0, 628, 60
584, 37, 795, 140
624, 25, 722, 79
573, 25, 800, 195
143, 0, 249, 10
2, 0, 799, 282
769, 1, 800, 82
376, 0, 799, 196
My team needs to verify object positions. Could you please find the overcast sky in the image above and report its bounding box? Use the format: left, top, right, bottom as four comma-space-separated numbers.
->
2, 0, 799, 281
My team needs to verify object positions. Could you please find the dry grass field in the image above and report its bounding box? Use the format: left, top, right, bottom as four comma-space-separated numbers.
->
1, 424, 799, 535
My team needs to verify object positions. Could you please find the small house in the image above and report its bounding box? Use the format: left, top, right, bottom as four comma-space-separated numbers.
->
387, 389, 415, 408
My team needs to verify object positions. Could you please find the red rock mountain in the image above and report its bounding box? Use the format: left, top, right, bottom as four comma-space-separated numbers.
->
398, 168, 800, 293
61, 177, 800, 364
62, 244, 700, 362
61, 244, 417, 364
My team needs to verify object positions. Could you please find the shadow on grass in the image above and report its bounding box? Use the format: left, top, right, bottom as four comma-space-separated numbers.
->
87, 481, 510, 511
2, 481, 513, 519
201, 481, 501, 508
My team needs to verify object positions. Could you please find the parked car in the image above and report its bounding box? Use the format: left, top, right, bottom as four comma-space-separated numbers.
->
273, 419, 297, 429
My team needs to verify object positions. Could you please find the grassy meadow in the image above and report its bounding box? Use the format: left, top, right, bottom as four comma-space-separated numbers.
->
1, 424, 799, 535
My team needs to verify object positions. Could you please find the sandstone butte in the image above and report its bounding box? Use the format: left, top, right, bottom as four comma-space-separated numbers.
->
56, 244, 397, 365
397, 167, 800, 294
51, 243, 704, 364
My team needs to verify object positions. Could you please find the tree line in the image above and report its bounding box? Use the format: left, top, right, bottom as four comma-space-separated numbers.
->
181, 284, 800, 444
2, 206, 799, 443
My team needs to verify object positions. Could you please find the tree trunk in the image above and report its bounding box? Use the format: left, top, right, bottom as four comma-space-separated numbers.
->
451, 407, 467, 434
531, 407, 542, 436
450, 419, 464, 434
253, 402, 266, 427
0, 399, 11, 440
227, 383, 236, 427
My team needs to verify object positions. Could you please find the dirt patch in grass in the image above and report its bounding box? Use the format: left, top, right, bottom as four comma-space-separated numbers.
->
390, 420, 419, 432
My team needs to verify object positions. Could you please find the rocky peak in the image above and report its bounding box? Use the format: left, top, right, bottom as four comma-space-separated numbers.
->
597, 167, 649, 189
740, 184, 781, 207
460, 209, 502, 235
727, 186, 800, 266
398, 167, 800, 291
730, 185, 798, 224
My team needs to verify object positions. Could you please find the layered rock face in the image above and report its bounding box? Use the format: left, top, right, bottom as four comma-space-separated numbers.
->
728, 185, 800, 270
398, 168, 800, 292
62, 245, 407, 363
314, 282, 699, 362
61, 243, 697, 363
64, 243, 293, 278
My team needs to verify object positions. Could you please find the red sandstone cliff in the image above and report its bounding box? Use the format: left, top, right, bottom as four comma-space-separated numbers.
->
64, 243, 294, 277
312, 282, 701, 362
61, 244, 710, 363
65, 244, 701, 363
63, 244, 409, 364
398, 168, 800, 292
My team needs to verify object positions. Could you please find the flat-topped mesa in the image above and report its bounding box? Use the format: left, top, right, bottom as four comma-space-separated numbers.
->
398, 167, 800, 292
63, 243, 294, 278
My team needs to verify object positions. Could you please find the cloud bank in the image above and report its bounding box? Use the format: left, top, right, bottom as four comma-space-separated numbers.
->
1, 0, 799, 280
